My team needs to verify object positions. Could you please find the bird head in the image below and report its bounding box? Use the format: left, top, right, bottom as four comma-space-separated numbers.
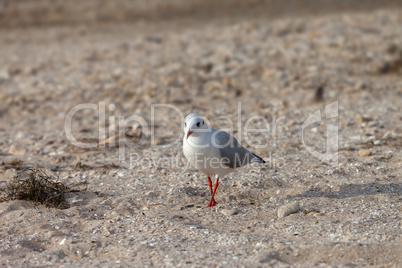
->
184, 113, 207, 139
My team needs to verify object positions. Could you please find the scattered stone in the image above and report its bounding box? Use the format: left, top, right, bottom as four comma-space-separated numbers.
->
46, 164, 60, 171
314, 86, 324, 101
221, 209, 239, 216
234, 181, 242, 187
303, 209, 316, 215
0, 71, 10, 80
8, 145, 26, 156
3, 168, 17, 181
278, 202, 300, 218
358, 149, 371, 157
373, 140, 383, 146
382, 131, 396, 140
228, 195, 237, 201
112, 68, 124, 80
355, 81, 367, 90
125, 124, 143, 139
2, 158, 23, 166
48, 231, 65, 238
98, 133, 120, 147
66, 195, 84, 205
355, 115, 372, 123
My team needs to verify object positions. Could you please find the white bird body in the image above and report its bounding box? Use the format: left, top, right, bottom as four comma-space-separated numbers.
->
183, 127, 235, 178
182, 113, 265, 207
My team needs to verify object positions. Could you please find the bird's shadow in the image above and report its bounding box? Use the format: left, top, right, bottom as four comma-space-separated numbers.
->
289, 183, 401, 199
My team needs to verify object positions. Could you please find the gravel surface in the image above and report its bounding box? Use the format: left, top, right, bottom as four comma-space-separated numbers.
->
0, 1, 401, 267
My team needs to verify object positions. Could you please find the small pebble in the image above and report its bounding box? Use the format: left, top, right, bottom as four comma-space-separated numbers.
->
221, 209, 239, 216
358, 149, 371, 157
48, 231, 65, 238
313, 213, 326, 218
303, 209, 315, 215
382, 131, 392, 139
355, 115, 364, 123
278, 202, 300, 218
2, 158, 23, 166
235, 181, 242, 187
355, 115, 371, 123
8, 145, 26, 156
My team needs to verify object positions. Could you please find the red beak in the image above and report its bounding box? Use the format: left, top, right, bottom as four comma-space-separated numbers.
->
186, 129, 193, 139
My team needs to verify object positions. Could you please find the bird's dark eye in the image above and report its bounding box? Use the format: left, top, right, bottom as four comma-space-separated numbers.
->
197, 122, 200, 127
184, 123, 187, 127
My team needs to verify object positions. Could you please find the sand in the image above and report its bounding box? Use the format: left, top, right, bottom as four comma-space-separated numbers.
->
0, 1, 401, 267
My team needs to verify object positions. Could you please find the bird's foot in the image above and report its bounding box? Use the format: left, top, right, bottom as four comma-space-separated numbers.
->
206, 199, 217, 207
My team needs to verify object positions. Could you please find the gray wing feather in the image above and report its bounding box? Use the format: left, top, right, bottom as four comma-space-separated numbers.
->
213, 130, 255, 169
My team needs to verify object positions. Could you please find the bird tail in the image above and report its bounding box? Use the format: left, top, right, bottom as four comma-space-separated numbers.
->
251, 153, 266, 164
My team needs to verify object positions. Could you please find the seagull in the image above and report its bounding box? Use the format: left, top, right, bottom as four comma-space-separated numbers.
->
183, 113, 265, 207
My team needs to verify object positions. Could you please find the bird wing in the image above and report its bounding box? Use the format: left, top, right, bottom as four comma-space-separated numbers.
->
211, 129, 255, 169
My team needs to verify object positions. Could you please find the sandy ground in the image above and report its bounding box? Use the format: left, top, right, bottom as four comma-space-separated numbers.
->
0, 1, 402, 267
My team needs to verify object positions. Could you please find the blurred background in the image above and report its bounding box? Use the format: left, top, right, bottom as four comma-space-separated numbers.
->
0, 0, 401, 151
0, 0, 401, 27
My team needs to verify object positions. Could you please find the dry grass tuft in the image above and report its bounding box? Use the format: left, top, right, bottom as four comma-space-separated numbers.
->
1, 169, 70, 209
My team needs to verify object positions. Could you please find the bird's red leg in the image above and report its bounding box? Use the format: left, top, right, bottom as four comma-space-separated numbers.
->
207, 176, 213, 195
207, 176, 214, 207
206, 177, 219, 207
211, 178, 219, 206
